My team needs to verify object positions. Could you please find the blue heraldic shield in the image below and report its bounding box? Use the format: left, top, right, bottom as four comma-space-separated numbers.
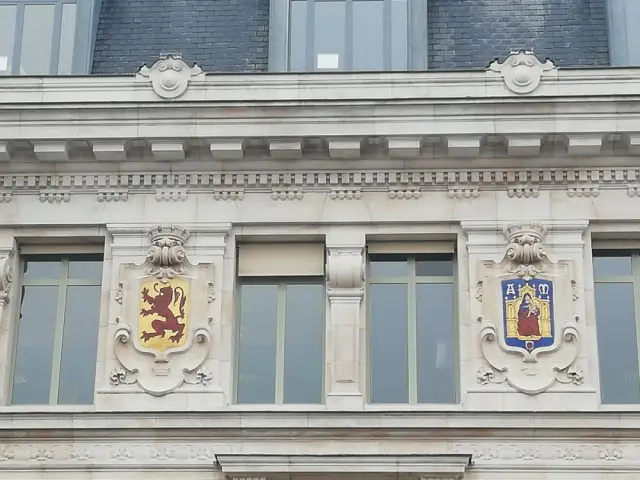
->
501, 277, 555, 352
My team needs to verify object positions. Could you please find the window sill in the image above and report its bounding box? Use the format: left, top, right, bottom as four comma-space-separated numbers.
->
0, 404, 94, 414
598, 404, 640, 412
227, 403, 462, 412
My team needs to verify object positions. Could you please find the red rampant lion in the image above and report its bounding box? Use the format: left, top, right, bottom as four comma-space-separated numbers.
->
139, 283, 187, 344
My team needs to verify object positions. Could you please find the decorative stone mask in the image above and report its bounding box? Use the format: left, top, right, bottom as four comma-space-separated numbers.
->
488, 50, 557, 94
136, 54, 204, 99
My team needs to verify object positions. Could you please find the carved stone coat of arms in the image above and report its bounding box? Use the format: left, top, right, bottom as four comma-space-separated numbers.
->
111, 225, 214, 396
476, 223, 582, 394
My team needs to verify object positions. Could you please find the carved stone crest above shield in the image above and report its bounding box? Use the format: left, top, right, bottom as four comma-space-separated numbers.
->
112, 225, 215, 396
476, 223, 582, 395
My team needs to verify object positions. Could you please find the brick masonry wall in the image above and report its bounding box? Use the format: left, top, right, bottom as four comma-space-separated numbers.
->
428, 0, 610, 69
92, 0, 269, 74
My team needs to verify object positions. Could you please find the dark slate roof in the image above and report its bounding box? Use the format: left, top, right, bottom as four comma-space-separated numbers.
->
92, 0, 269, 74
428, 0, 609, 69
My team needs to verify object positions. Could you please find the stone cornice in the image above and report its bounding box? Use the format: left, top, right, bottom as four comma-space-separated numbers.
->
2, 67, 640, 105
2, 66, 640, 168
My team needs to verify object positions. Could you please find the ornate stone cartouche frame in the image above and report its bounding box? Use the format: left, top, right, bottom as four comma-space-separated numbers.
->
476, 223, 582, 394
111, 225, 214, 396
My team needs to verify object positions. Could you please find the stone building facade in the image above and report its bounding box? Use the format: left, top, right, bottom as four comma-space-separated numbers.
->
2, 0, 640, 479
0, 50, 639, 479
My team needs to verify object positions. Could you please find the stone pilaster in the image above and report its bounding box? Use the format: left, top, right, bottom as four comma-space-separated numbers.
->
325, 233, 365, 410
0, 240, 16, 405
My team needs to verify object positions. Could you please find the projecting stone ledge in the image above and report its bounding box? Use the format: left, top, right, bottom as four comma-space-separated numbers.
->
214, 454, 473, 480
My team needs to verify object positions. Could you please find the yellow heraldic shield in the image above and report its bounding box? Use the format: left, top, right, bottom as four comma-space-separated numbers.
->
137, 277, 191, 352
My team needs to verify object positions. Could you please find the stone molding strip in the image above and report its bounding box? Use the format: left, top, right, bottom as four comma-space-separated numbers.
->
0, 169, 639, 200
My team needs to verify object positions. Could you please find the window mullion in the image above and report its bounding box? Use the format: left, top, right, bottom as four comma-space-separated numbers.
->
407, 257, 417, 404
382, 0, 392, 70
632, 254, 640, 399
49, 257, 69, 405
345, 0, 353, 70
12, 4, 25, 75
306, 0, 315, 71
275, 282, 286, 404
49, 2, 63, 74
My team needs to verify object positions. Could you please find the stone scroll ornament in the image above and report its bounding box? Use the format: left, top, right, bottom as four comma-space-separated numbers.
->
476, 223, 582, 394
112, 225, 213, 396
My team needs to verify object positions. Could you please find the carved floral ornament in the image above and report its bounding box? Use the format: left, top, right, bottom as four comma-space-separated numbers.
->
146, 225, 190, 281
504, 222, 547, 279
488, 50, 557, 94
476, 222, 582, 395
112, 225, 215, 396
136, 54, 205, 99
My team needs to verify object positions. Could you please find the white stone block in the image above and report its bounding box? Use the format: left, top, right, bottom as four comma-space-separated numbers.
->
566, 135, 602, 156
0, 142, 13, 161
33, 141, 70, 161
209, 139, 244, 160
93, 141, 129, 161
506, 135, 542, 156
627, 133, 640, 154
446, 136, 482, 157
150, 141, 185, 161
387, 136, 422, 158
269, 139, 302, 159
328, 138, 361, 158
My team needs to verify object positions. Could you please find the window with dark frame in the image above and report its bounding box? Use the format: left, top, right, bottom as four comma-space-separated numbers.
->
0, 0, 99, 75
11, 253, 103, 405
367, 250, 457, 404
289, 0, 409, 71
593, 249, 640, 404
234, 243, 326, 405
269, 0, 427, 72
236, 278, 326, 404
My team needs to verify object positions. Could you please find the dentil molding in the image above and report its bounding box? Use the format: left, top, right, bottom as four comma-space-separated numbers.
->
1, 168, 639, 202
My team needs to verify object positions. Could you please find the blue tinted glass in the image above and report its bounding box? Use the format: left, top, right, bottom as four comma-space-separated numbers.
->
595, 282, 640, 404
58, 285, 101, 404
370, 283, 408, 402
12, 286, 58, 404
283, 284, 324, 403
416, 283, 456, 403
236, 284, 278, 403
353, 1, 384, 70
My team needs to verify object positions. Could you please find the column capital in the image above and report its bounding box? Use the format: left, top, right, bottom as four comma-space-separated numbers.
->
326, 247, 365, 294
0, 247, 15, 307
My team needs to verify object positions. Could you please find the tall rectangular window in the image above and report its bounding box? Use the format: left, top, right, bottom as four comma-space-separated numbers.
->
593, 249, 640, 404
367, 243, 457, 404
235, 243, 326, 404
11, 253, 103, 405
288, 0, 410, 71
607, 0, 640, 66
0, 1, 84, 75
0, 5, 18, 75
